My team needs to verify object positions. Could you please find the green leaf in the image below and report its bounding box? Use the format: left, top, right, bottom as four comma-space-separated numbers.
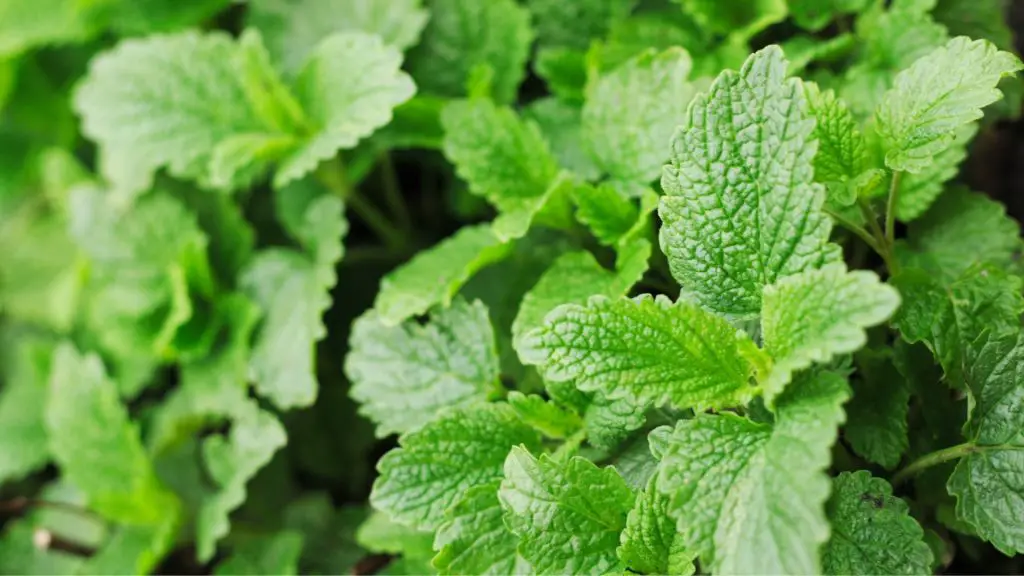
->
82, 519, 181, 576
947, 448, 1024, 556
357, 511, 434, 557
374, 224, 513, 325
0, 334, 53, 483
371, 403, 542, 530
511, 250, 644, 359
760, 264, 900, 404
656, 370, 850, 574
408, 0, 532, 104
523, 97, 601, 181
102, 0, 233, 36
876, 36, 1022, 173
614, 436, 661, 491
822, 471, 933, 575
522, 294, 766, 410
197, 402, 287, 561
674, 0, 787, 40
507, 392, 583, 440
0, 0, 97, 57
846, 352, 911, 469
247, 0, 428, 75
962, 330, 1024, 446
275, 31, 415, 185
890, 265, 1024, 382
347, 298, 502, 437
618, 475, 694, 576
660, 45, 839, 318
441, 99, 560, 221
597, 11, 708, 72
534, 47, 588, 103
433, 481, 526, 575
45, 343, 179, 526
525, 0, 636, 49
0, 521, 83, 575
804, 83, 871, 207
789, 0, 870, 31
73, 30, 291, 198
898, 187, 1022, 280
583, 47, 696, 184
499, 447, 635, 575
893, 123, 977, 222
585, 394, 648, 452
215, 531, 304, 575
242, 189, 344, 409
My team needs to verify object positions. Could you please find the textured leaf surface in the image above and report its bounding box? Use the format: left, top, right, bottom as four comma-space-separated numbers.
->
899, 187, 1021, 279
371, 404, 542, 530
572, 183, 640, 246
656, 370, 850, 574
524, 97, 602, 180
845, 353, 911, 469
659, 46, 838, 318
805, 83, 870, 206
618, 475, 694, 575
197, 402, 287, 561
522, 294, 764, 410
347, 298, 501, 437
948, 447, 1024, 556
433, 481, 525, 575
894, 123, 977, 222
761, 264, 900, 403
407, 0, 532, 103
585, 394, 648, 452
45, 344, 179, 526
822, 471, 933, 574
500, 447, 635, 575
526, 0, 636, 49
374, 224, 513, 325
247, 0, 427, 75
583, 47, 696, 183
507, 392, 582, 440
276, 31, 415, 185
876, 36, 1022, 173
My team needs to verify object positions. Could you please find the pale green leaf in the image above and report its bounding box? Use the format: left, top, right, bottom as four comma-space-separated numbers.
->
0, 334, 53, 483
614, 436, 660, 491
822, 471, 933, 575
657, 370, 850, 574
583, 47, 696, 184
247, 0, 428, 75
356, 511, 434, 557
521, 294, 765, 410
0, 0, 97, 57
82, 518, 181, 576
371, 403, 542, 530
894, 123, 977, 222
408, 0, 532, 104
374, 224, 513, 325
660, 46, 839, 318
0, 521, 83, 575
346, 298, 501, 437
433, 481, 526, 575
523, 97, 601, 181
618, 475, 694, 576
215, 531, 304, 575
507, 392, 583, 440
534, 47, 587, 103
760, 264, 900, 404
275, 31, 415, 186
876, 36, 1022, 173
898, 187, 1022, 280
197, 402, 287, 561
499, 447, 635, 575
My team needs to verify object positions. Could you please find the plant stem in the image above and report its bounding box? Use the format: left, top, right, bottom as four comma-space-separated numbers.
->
825, 207, 884, 255
378, 152, 412, 233
317, 158, 406, 250
884, 171, 902, 246
891, 442, 977, 486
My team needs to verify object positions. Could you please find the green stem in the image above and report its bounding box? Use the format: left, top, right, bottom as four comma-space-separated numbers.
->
891, 442, 977, 486
825, 207, 884, 256
885, 171, 903, 246
317, 159, 406, 250
379, 152, 412, 233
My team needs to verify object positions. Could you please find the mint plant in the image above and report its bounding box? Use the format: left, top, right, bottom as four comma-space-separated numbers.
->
2, 0, 1024, 574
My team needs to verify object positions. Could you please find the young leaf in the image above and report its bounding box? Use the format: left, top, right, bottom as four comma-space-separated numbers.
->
45, 344, 180, 526
822, 471, 933, 574
845, 352, 911, 469
760, 264, 900, 404
247, 0, 428, 75
523, 98, 602, 180
898, 187, 1022, 280
571, 183, 640, 246
275, 31, 415, 185
499, 447, 635, 575
433, 481, 526, 575
523, 294, 765, 410
656, 370, 850, 574
894, 123, 977, 222
506, 392, 583, 440
876, 36, 1022, 173
371, 404, 542, 530
374, 224, 513, 325
81, 518, 181, 575
660, 45, 839, 318
583, 47, 696, 184
804, 83, 872, 206
407, 0, 532, 104
346, 298, 502, 437
618, 475, 694, 576
197, 402, 287, 561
